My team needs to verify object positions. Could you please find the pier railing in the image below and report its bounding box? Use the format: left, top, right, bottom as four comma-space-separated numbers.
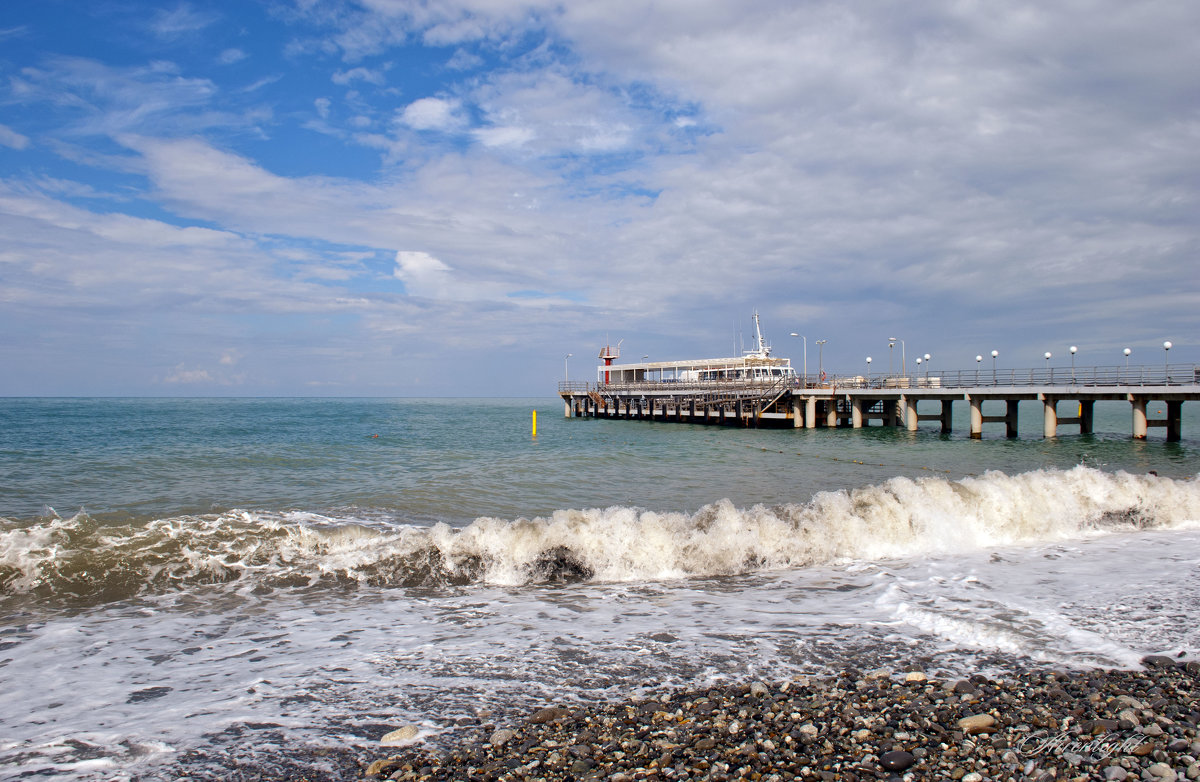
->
847, 363, 1199, 389
559, 364, 1200, 394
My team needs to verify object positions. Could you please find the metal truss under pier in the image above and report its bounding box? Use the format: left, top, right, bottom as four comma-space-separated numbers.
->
557, 366, 1200, 440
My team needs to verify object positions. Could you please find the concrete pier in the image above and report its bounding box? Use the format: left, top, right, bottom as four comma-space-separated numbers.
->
560, 363, 1199, 441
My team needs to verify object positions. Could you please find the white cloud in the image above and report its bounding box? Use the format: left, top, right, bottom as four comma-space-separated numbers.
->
0, 124, 30, 150
217, 48, 247, 65
472, 125, 535, 148
332, 66, 388, 86
163, 364, 214, 384
399, 97, 465, 131
149, 3, 218, 40
394, 250, 454, 298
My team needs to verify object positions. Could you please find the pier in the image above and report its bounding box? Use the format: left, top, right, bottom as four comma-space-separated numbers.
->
558, 364, 1200, 440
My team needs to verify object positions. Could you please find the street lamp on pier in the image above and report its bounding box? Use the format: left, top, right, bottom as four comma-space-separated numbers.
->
564, 353, 573, 382
1123, 347, 1131, 367
1164, 341, 1172, 381
1069, 345, 1077, 383
1044, 352, 1052, 381
991, 350, 999, 384
816, 339, 827, 378
890, 337, 906, 378
789, 333, 807, 385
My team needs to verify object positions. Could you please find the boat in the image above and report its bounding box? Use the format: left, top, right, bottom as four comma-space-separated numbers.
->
595, 312, 797, 387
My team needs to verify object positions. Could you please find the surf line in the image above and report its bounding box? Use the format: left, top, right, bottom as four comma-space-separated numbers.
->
740, 443, 971, 476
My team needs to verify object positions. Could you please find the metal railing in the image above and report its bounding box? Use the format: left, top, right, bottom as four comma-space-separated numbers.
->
559, 364, 1200, 394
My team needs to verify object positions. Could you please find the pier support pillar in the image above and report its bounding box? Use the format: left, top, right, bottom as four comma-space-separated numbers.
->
805, 397, 817, 429
895, 397, 908, 429
906, 397, 919, 431
1132, 397, 1148, 439
883, 400, 898, 427
791, 398, 803, 428
940, 400, 953, 433
564, 399, 572, 418
1043, 397, 1058, 438
969, 396, 982, 439
1006, 400, 1019, 438
1080, 400, 1094, 435
1168, 400, 1183, 442
851, 398, 864, 428
825, 401, 838, 428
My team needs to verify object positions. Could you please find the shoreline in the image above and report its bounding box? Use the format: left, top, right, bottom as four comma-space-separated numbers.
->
361, 657, 1200, 782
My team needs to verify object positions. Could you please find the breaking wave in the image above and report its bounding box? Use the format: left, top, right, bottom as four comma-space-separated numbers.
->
2, 466, 1197, 606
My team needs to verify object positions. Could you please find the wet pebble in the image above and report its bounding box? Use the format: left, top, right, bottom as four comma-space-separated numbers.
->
365, 660, 1200, 782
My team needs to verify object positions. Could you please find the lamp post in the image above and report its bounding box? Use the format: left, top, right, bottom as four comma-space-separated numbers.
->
923, 353, 931, 378
1123, 347, 1131, 367
789, 333, 807, 385
976, 355, 982, 385
1044, 351, 1052, 382
564, 353, 573, 382
890, 337, 906, 378
866, 356, 872, 385
915, 357, 922, 383
816, 339, 827, 378
991, 350, 999, 384
1164, 341, 1172, 382
1069, 345, 1077, 383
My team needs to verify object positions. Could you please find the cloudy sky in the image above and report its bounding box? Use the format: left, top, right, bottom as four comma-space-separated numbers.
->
1, 1, 1196, 395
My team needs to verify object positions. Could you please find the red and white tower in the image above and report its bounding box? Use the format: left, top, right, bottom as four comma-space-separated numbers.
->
598, 341, 621, 384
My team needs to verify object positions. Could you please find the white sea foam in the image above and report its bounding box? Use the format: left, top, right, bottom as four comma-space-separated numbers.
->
1, 467, 1196, 604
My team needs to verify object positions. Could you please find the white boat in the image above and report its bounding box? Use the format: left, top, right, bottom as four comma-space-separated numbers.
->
596, 313, 797, 386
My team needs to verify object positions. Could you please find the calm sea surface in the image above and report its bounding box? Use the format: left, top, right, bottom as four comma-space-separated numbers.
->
1, 397, 1199, 779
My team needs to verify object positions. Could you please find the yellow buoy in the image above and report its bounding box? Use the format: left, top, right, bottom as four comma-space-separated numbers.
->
532, 409, 537, 437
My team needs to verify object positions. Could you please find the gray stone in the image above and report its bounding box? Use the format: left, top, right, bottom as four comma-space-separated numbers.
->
749, 681, 769, 698
953, 679, 980, 695
529, 706, 570, 724
1147, 762, 1177, 781
489, 728, 516, 747
1103, 767, 1128, 781
879, 750, 916, 771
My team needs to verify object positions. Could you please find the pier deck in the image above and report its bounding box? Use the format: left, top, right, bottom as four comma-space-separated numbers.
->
558, 364, 1200, 440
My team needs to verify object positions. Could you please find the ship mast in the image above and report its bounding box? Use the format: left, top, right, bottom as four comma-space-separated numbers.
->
745, 311, 771, 358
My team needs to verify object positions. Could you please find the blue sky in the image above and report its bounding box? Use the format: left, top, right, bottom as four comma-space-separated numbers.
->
1, 1, 1196, 395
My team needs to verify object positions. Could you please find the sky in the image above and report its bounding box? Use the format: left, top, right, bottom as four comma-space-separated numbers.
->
1, 0, 1197, 396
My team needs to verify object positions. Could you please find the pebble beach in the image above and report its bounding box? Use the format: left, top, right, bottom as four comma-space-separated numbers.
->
363, 657, 1200, 782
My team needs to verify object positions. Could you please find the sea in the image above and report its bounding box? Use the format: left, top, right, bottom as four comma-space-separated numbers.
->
1, 397, 1199, 780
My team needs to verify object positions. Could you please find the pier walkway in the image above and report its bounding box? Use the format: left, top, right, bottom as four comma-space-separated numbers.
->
558, 364, 1200, 440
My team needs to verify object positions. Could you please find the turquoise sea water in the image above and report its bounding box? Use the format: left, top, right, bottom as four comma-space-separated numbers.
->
3, 397, 1197, 524
1, 397, 1199, 779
